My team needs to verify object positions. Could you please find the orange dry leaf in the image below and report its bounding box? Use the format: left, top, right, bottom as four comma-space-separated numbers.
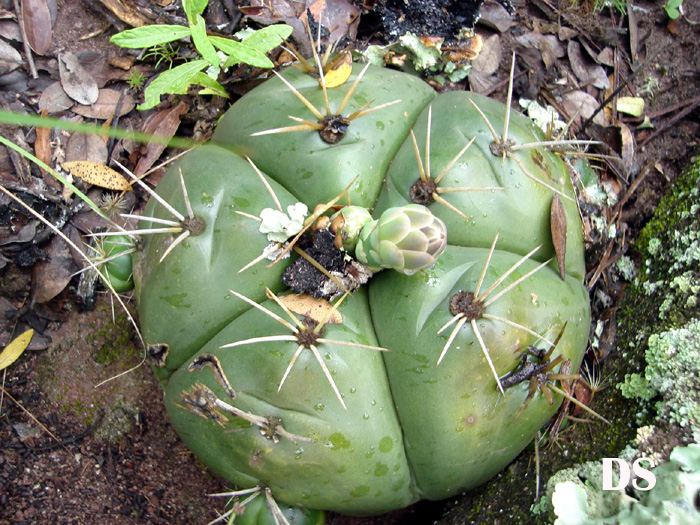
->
278, 293, 343, 324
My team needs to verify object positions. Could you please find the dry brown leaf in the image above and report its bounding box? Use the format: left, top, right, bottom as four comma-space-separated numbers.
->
38, 81, 73, 113
62, 161, 129, 191
307, 0, 360, 43
242, 0, 358, 56
278, 293, 343, 325
628, 3, 639, 63
471, 34, 501, 77
0, 20, 23, 42
58, 52, 99, 105
134, 101, 188, 176
0, 220, 35, 247
34, 109, 60, 189
478, 0, 514, 33
515, 33, 565, 70
468, 34, 502, 94
34, 109, 51, 169
89, 0, 155, 27
31, 233, 77, 304
0, 37, 22, 74
561, 90, 607, 127
109, 55, 136, 70
550, 195, 567, 281
71, 88, 135, 120
558, 27, 578, 41
7, 129, 31, 184
597, 47, 614, 67
65, 133, 108, 165
20, 0, 52, 55
567, 40, 610, 90
619, 122, 638, 177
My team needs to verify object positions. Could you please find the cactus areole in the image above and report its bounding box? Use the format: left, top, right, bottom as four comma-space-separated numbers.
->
133, 62, 590, 520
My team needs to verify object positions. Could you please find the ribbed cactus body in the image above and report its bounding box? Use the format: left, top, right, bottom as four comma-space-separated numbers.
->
133, 63, 590, 519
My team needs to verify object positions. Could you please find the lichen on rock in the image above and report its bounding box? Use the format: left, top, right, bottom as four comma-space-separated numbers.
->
619, 319, 700, 442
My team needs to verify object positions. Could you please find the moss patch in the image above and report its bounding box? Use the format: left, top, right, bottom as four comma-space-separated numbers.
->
34, 296, 150, 442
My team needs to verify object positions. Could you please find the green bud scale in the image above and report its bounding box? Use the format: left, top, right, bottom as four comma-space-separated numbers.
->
355, 204, 447, 275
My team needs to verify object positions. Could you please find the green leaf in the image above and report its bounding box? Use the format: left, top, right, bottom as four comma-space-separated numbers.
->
110, 25, 190, 49
192, 72, 229, 98
664, 0, 683, 18
182, 0, 209, 23
0, 329, 33, 371
241, 24, 293, 52
209, 36, 273, 69
190, 14, 219, 67
138, 59, 208, 110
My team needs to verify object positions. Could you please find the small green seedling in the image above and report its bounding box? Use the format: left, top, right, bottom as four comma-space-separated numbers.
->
593, 0, 627, 15
110, 0, 292, 109
126, 69, 147, 91
664, 0, 683, 20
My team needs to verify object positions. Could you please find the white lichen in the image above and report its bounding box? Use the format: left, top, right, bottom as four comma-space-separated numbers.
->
615, 255, 637, 282
259, 203, 308, 243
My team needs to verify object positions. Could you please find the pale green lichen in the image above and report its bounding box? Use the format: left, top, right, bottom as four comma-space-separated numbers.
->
363, 32, 472, 84
538, 460, 628, 523
547, 444, 700, 525
615, 255, 637, 282
619, 319, 700, 442
259, 203, 308, 243
647, 237, 662, 256
519, 99, 567, 133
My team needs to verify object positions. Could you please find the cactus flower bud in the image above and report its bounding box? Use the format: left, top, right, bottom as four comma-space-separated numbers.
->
355, 204, 447, 275
330, 205, 373, 251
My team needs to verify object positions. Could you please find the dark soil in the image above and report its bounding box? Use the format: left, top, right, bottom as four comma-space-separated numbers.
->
1, 0, 699, 524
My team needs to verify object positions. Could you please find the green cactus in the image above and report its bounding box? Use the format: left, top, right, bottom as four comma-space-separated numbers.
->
131, 56, 591, 522
97, 235, 134, 293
